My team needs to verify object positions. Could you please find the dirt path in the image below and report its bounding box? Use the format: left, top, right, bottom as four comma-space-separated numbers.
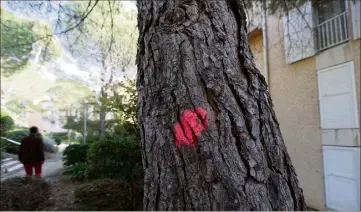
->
42, 175, 83, 211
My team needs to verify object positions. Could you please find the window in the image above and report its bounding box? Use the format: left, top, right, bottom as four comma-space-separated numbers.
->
283, 1, 315, 64
315, 0, 349, 50
316, 0, 346, 24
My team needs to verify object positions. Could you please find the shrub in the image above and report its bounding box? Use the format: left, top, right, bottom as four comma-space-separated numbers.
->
52, 132, 68, 140
74, 179, 142, 211
0, 111, 14, 136
113, 121, 139, 139
3, 130, 57, 154
5, 129, 28, 141
87, 136, 143, 182
54, 137, 61, 145
63, 144, 89, 166
0, 177, 51, 211
64, 162, 89, 182
2, 130, 27, 154
85, 134, 101, 145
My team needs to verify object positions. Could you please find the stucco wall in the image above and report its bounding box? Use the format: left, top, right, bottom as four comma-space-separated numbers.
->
351, 39, 361, 132
248, 16, 326, 210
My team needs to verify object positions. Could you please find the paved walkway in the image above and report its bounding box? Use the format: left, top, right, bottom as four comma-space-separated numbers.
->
1, 144, 67, 183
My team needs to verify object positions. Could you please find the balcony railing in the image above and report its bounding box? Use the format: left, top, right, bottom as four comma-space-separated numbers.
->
316, 12, 350, 51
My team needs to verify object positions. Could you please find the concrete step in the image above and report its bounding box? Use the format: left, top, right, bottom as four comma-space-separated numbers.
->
6, 163, 23, 172
1, 158, 12, 162
1, 158, 22, 174
1, 160, 18, 167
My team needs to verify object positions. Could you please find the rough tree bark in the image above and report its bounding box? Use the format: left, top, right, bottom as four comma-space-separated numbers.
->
136, 0, 307, 210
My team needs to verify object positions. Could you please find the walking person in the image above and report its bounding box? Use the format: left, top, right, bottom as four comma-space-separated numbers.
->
18, 126, 45, 177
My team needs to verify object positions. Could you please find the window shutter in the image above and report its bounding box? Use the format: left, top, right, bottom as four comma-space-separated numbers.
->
351, 0, 361, 39
317, 62, 359, 129
283, 1, 315, 64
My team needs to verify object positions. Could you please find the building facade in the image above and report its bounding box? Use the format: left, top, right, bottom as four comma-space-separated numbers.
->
247, 0, 360, 210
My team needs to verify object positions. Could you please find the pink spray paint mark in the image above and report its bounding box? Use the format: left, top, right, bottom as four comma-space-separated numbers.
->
174, 107, 208, 149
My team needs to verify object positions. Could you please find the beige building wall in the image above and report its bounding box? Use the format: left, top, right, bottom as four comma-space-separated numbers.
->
249, 15, 326, 210
352, 39, 361, 130
248, 2, 360, 209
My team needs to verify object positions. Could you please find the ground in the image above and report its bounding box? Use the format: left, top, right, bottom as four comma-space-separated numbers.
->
42, 174, 83, 211
1, 144, 81, 210
2, 144, 319, 211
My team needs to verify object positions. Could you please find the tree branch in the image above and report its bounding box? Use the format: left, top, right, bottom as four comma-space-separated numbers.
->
58, 0, 99, 35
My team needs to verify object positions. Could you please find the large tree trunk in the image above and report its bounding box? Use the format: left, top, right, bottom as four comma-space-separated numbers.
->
136, 0, 307, 210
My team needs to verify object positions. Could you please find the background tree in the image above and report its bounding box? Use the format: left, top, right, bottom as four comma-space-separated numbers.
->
59, 1, 137, 137
136, 0, 306, 210
1, 8, 61, 77
0, 111, 15, 136
62, 78, 138, 142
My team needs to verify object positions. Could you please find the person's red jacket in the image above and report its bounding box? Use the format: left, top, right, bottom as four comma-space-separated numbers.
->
18, 134, 45, 164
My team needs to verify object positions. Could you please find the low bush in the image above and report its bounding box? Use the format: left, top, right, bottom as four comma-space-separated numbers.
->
87, 136, 143, 181
54, 137, 61, 145
5, 129, 28, 141
63, 144, 89, 166
0, 177, 51, 211
64, 162, 89, 182
74, 178, 142, 211
52, 132, 68, 140
3, 130, 28, 154
3, 130, 57, 154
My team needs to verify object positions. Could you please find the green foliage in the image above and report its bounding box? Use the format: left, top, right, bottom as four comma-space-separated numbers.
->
0, 8, 36, 76
62, 1, 137, 66
30, 20, 61, 62
113, 121, 139, 139
63, 144, 89, 166
0, 111, 15, 136
87, 136, 142, 182
1, 8, 61, 77
4, 99, 30, 114
64, 162, 89, 182
2, 130, 57, 154
105, 78, 138, 125
2, 69, 92, 116
74, 179, 142, 211
3, 129, 28, 154
0, 177, 51, 211
5, 129, 28, 141
54, 137, 61, 145
52, 132, 68, 143
69, 79, 139, 140
45, 79, 93, 111
63, 115, 101, 139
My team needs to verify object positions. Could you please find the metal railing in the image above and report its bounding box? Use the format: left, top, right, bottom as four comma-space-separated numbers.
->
0, 137, 21, 145
316, 11, 350, 51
